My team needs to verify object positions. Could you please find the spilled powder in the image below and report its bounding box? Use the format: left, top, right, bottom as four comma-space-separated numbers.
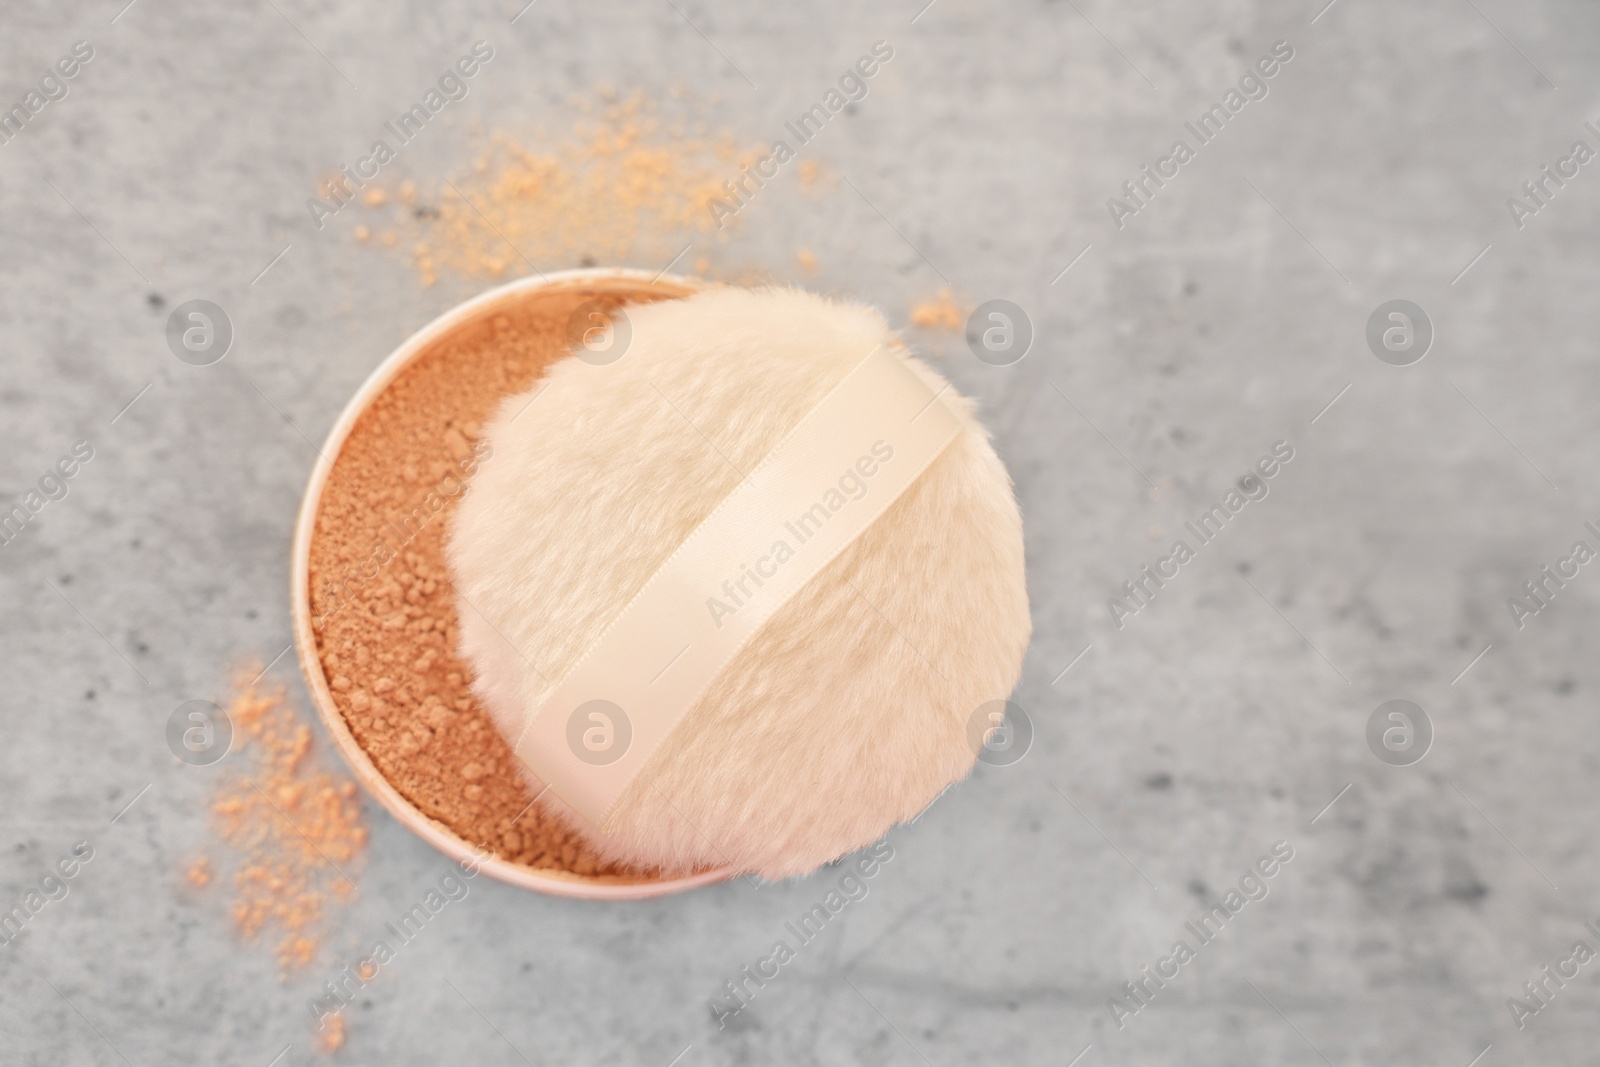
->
798, 158, 829, 189
316, 1014, 346, 1053
351, 90, 771, 286
306, 280, 697, 885
910, 288, 964, 329
193, 672, 367, 974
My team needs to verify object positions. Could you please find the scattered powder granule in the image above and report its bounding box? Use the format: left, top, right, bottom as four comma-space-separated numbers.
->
315, 1014, 346, 1053
910, 288, 965, 329
192, 671, 367, 974
414, 242, 437, 288
353, 91, 768, 285
306, 288, 682, 884
796, 248, 818, 274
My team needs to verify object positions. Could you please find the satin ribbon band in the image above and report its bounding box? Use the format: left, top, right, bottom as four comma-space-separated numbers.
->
513, 345, 962, 828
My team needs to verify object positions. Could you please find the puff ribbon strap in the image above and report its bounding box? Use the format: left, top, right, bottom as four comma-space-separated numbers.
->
513, 346, 961, 828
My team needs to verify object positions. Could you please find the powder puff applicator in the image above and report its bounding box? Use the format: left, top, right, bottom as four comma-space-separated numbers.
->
446, 285, 1030, 879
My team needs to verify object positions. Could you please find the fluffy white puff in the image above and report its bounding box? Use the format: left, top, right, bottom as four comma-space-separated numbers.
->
446, 286, 1030, 879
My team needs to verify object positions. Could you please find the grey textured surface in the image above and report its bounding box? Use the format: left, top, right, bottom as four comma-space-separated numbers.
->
3, 0, 1599, 1064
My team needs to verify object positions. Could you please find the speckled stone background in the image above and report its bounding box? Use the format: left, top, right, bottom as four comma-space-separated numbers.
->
3, 0, 1599, 1063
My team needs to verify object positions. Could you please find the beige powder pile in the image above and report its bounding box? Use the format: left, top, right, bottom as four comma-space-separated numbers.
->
190, 672, 367, 974
910, 288, 964, 329
347, 90, 773, 286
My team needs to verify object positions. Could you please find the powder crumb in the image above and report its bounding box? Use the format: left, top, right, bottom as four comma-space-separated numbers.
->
363, 188, 387, 207
354, 226, 370, 243
198, 670, 366, 974
316, 1013, 346, 1053
799, 159, 826, 188
910, 288, 964, 330
399, 180, 417, 205
186, 857, 211, 888
796, 248, 817, 274
693, 257, 711, 276
381, 230, 398, 247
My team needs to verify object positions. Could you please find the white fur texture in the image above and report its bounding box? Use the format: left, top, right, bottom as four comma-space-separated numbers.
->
446, 286, 1030, 879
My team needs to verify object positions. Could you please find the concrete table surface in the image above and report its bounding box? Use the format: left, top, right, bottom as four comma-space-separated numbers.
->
2, 0, 1598, 1063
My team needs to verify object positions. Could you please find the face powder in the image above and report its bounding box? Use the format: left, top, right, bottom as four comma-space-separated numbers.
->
302, 274, 703, 887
